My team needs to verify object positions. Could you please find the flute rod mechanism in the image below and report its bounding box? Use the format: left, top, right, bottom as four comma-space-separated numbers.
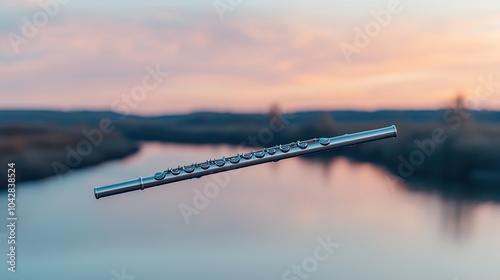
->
94, 125, 397, 199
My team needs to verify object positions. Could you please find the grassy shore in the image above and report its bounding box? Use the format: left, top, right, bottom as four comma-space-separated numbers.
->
0, 124, 139, 185
1, 110, 499, 192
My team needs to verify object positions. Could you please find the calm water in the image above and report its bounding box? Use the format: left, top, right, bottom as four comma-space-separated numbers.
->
1, 142, 499, 280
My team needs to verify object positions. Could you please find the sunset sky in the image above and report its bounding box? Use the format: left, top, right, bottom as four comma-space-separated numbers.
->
1, 0, 500, 115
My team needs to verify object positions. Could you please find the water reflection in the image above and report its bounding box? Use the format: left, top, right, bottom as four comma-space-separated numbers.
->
0, 143, 499, 280
439, 197, 477, 241
310, 153, 500, 242
394, 177, 500, 241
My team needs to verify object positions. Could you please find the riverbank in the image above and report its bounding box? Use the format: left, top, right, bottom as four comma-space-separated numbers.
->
1, 109, 499, 189
0, 124, 139, 185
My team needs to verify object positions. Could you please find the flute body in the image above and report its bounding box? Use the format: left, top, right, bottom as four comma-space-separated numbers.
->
94, 125, 397, 199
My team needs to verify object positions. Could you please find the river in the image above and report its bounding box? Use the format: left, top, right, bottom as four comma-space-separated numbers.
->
1, 142, 499, 280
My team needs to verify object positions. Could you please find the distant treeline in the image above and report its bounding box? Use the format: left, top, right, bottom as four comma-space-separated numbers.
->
1, 109, 499, 198
0, 123, 139, 184
2, 109, 500, 126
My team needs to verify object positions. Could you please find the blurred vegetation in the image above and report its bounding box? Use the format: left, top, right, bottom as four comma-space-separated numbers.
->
1, 104, 499, 199
0, 124, 139, 185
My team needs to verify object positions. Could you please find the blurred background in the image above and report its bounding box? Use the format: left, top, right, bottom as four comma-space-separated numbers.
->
1, 0, 500, 279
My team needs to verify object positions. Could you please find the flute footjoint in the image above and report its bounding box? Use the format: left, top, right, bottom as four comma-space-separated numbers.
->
94, 125, 397, 199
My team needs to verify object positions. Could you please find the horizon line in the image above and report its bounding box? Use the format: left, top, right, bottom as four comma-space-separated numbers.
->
0, 107, 498, 116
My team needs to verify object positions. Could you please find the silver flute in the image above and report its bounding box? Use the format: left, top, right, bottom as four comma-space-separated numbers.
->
94, 125, 397, 199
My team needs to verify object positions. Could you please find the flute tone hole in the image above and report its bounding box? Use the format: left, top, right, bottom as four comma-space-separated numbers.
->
279, 145, 291, 152
297, 141, 308, 149
242, 152, 253, 160
267, 147, 277, 155
215, 157, 226, 167
319, 138, 331, 145
154, 172, 166, 180
254, 151, 265, 158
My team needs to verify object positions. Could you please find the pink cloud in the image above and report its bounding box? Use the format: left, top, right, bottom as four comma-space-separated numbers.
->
2, 10, 500, 114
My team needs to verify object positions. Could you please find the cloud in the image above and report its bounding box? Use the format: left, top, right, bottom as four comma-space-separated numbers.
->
1, 8, 500, 113
0, 0, 41, 8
